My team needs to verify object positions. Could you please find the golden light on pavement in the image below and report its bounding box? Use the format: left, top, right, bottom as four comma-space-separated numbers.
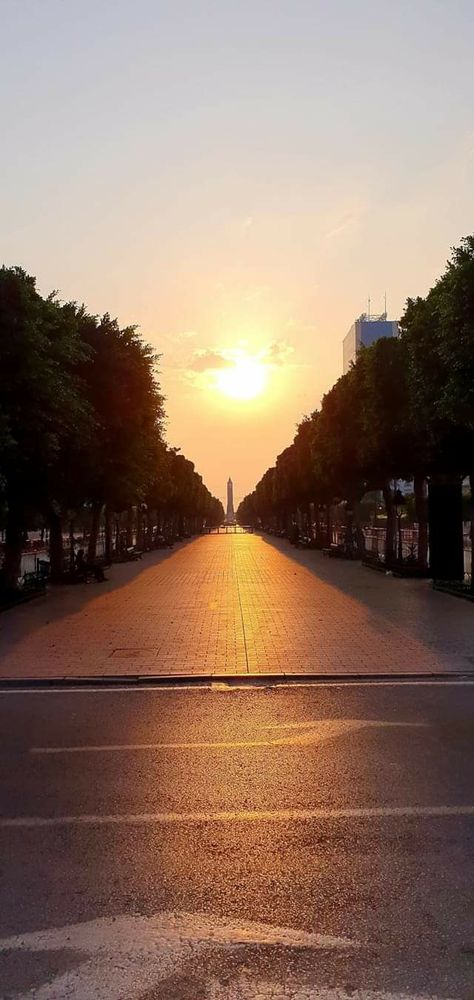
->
214, 356, 268, 401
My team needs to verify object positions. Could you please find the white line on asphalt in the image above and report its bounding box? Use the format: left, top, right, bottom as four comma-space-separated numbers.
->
1, 805, 473, 828
0, 684, 205, 694
1, 679, 473, 694
29, 719, 426, 754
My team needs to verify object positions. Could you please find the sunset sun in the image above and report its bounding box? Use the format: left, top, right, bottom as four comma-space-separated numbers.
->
214, 357, 268, 401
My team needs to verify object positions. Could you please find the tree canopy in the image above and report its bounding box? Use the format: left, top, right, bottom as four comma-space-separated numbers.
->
238, 237, 474, 575
0, 267, 223, 588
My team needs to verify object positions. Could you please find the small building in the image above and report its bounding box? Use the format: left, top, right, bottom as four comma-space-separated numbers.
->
343, 312, 399, 374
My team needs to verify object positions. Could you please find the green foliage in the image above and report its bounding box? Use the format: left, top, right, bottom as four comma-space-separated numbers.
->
400, 236, 474, 473
0, 268, 92, 520
238, 236, 474, 529
0, 267, 222, 586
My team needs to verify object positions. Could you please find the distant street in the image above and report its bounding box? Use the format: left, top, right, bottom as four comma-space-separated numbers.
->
0, 682, 473, 998
1, 532, 474, 679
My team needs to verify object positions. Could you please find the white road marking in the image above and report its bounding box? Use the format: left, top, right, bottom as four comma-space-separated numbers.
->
30, 719, 426, 754
206, 977, 456, 1000
0, 911, 355, 1000
1, 805, 473, 829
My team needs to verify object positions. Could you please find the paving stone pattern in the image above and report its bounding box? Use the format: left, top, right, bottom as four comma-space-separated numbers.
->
0, 533, 473, 678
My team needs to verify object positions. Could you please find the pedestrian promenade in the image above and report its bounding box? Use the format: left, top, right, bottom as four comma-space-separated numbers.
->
0, 533, 473, 679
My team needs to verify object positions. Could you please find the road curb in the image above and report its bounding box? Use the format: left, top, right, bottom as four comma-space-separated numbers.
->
0, 671, 473, 689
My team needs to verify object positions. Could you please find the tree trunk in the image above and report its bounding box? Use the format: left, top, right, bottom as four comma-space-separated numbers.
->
470, 473, 474, 592
68, 520, 75, 574
126, 506, 134, 548
382, 481, 396, 565
314, 506, 323, 547
414, 474, 428, 570
354, 502, 366, 557
87, 502, 102, 562
146, 509, 154, 548
114, 517, 120, 556
344, 504, 356, 556
325, 504, 332, 547
428, 476, 464, 581
136, 508, 146, 550
104, 505, 113, 564
3, 503, 24, 591
49, 511, 64, 583
306, 503, 313, 537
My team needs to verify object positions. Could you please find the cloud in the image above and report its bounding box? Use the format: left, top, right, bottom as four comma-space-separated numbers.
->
266, 340, 295, 366
188, 349, 233, 373
177, 341, 298, 392
177, 330, 199, 341
325, 211, 360, 240
187, 341, 295, 375
324, 205, 365, 241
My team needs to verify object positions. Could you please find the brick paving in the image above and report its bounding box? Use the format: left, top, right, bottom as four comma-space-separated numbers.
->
0, 532, 473, 679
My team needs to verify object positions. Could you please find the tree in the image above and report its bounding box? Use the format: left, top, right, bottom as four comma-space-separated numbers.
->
239, 236, 474, 582
400, 236, 474, 580
75, 312, 165, 560
0, 268, 91, 589
354, 337, 418, 563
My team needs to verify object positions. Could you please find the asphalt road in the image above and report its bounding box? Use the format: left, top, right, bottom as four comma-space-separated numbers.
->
0, 681, 473, 999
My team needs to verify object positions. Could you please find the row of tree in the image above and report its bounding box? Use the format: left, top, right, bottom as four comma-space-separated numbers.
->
238, 237, 474, 581
0, 267, 224, 590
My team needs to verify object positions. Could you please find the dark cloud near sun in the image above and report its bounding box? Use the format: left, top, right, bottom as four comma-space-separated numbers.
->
188, 349, 232, 373
186, 341, 295, 376
266, 341, 295, 366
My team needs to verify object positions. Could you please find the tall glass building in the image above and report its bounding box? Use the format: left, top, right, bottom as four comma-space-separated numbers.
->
343, 313, 399, 373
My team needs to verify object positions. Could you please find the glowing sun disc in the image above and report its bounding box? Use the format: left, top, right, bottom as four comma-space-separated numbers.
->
215, 360, 267, 400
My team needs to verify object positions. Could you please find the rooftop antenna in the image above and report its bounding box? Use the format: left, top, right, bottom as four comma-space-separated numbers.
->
384, 291, 387, 319
367, 295, 371, 320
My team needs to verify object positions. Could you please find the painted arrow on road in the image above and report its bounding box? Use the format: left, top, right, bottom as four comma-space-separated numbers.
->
30, 719, 426, 754
206, 978, 458, 1000
0, 911, 354, 1000
0, 912, 456, 1000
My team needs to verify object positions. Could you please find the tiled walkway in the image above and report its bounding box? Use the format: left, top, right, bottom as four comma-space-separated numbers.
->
0, 533, 473, 678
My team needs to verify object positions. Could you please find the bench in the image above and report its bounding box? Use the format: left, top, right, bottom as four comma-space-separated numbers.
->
21, 571, 47, 593
127, 547, 142, 561
322, 544, 345, 558
117, 547, 143, 562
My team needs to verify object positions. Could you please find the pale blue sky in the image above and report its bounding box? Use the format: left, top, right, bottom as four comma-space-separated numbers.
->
1, 0, 473, 501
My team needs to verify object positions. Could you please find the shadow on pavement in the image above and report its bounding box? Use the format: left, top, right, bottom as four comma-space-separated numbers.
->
258, 532, 474, 667
0, 540, 194, 664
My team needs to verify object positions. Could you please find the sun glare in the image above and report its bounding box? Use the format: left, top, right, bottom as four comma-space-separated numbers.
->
215, 358, 268, 401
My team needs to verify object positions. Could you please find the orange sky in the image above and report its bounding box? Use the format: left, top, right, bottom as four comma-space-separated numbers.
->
2, 1, 473, 506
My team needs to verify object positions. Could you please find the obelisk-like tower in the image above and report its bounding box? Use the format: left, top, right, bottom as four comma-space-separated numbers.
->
226, 478, 235, 523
